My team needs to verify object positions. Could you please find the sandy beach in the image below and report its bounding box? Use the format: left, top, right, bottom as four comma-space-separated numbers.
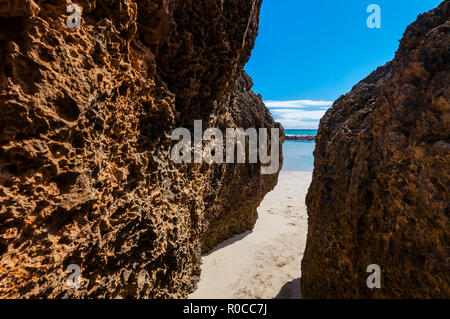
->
189, 171, 312, 299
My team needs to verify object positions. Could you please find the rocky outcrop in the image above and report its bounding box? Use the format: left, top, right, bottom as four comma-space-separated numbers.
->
285, 136, 315, 141
302, 1, 449, 298
0, 0, 281, 298
201, 71, 283, 252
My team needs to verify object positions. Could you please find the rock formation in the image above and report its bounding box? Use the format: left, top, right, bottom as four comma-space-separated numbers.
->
202, 71, 283, 252
0, 0, 282, 298
302, 1, 449, 298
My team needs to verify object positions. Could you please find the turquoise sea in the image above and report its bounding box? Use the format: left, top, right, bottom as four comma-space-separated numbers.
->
282, 130, 317, 172
284, 129, 318, 136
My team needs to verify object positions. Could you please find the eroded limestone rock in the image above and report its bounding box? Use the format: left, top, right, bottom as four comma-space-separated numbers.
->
302, 1, 449, 298
0, 0, 281, 298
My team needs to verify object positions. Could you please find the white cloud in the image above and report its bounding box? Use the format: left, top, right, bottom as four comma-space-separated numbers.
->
265, 99, 333, 129
269, 109, 327, 118
264, 99, 333, 109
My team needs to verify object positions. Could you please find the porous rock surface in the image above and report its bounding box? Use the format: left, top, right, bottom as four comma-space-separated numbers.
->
202, 71, 283, 252
0, 0, 282, 298
302, 1, 449, 298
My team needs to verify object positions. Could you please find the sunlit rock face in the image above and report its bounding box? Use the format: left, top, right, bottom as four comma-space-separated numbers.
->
0, 0, 282, 298
302, 1, 449, 298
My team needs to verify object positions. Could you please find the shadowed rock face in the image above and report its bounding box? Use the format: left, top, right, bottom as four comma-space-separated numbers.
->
201, 71, 284, 252
302, 1, 449, 298
0, 0, 281, 298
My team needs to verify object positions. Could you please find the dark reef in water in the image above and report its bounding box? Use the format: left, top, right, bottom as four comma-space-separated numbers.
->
285, 136, 316, 141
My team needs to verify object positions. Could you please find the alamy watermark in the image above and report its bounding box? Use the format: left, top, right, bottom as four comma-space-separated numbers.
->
366, 264, 381, 289
65, 3, 381, 30
367, 4, 381, 29
65, 264, 113, 289
64, 262, 382, 290
170, 120, 280, 175
66, 264, 81, 289
66, 3, 82, 29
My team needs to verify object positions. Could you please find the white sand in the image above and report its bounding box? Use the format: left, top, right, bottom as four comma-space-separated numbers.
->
189, 171, 312, 299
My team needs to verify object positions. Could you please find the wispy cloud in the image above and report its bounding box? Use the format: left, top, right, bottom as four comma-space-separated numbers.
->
265, 99, 333, 129
265, 100, 333, 109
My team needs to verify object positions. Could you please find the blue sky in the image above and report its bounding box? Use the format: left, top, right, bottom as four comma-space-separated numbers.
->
245, 0, 443, 129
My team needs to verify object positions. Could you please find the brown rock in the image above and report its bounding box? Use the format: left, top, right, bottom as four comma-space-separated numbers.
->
201, 71, 284, 252
302, 1, 450, 298
0, 0, 281, 298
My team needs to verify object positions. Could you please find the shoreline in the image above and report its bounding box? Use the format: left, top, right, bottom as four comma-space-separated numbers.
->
189, 171, 312, 299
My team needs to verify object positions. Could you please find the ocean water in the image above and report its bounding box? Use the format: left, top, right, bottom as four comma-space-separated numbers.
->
284, 129, 318, 136
282, 140, 316, 172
